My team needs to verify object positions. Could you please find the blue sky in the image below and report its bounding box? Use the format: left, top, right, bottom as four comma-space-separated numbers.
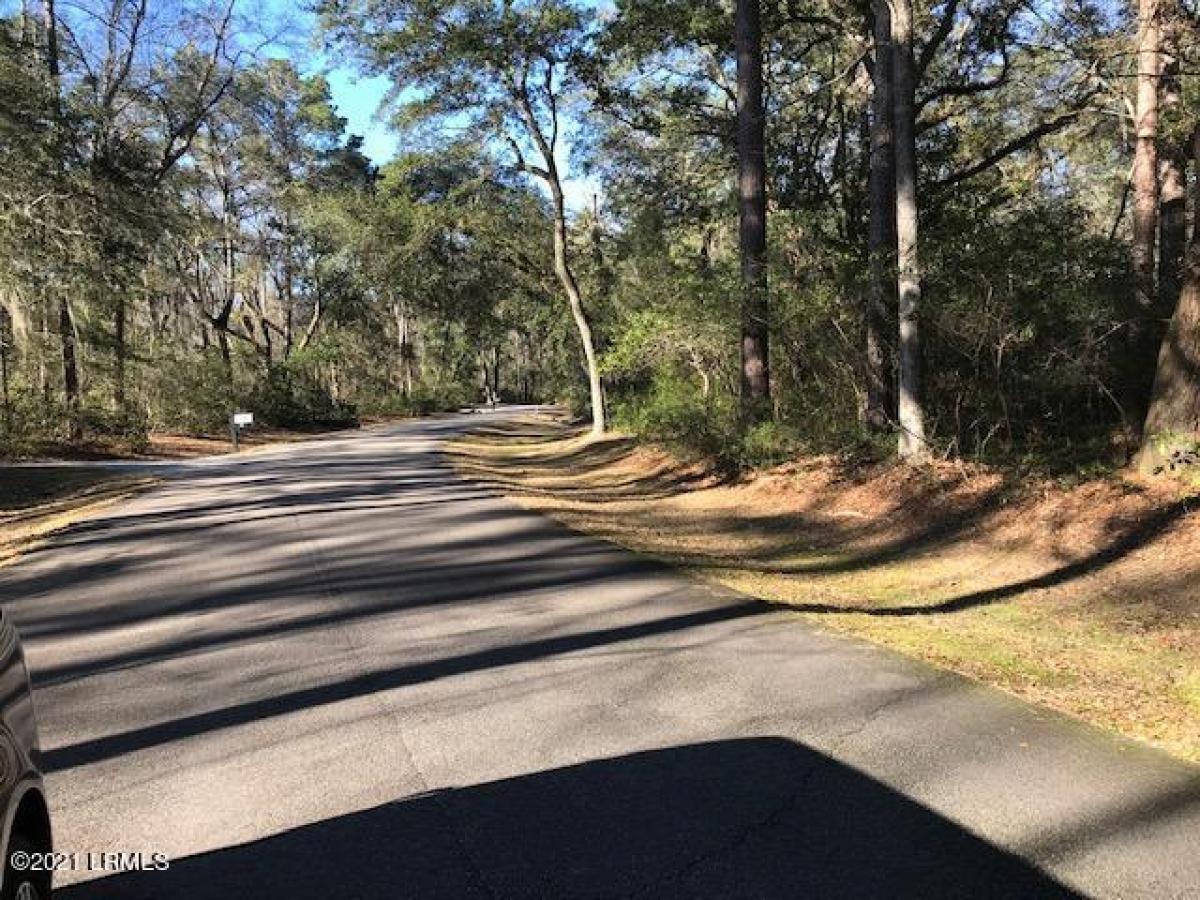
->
257, 0, 400, 164
323, 69, 401, 164
286, 1, 604, 211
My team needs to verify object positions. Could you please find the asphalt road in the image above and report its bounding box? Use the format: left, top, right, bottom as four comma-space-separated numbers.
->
2, 412, 1198, 899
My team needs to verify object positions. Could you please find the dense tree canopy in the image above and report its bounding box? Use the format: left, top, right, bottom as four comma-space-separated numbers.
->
1, 0, 1198, 474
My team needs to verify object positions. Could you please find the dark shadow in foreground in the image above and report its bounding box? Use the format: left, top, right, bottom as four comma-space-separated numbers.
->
58, 738, 1080, 900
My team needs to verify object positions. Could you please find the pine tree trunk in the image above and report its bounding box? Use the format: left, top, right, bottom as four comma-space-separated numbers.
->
1138, 246, 1200, 470
1193, 127, 1200, 240
1158, 39, 1186, 314
1159, 154, 1186, 310
736, 0, 771, 424
891, 0, 927, 459
1139, 91, 1200, 470
1126, 0, 1162, 432
865, 0, 896, 431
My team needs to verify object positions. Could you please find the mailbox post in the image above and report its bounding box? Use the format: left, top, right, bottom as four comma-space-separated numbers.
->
230, 411, 254, 450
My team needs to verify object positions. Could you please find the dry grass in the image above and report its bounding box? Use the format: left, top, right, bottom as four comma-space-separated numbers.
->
0, 423, 372, 565
448, 414, 1200, 764
0, 469, 158, 566
1, 424, 361, 463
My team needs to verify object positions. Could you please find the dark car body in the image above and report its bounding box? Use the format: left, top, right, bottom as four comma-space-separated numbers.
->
0, 608, 51, 899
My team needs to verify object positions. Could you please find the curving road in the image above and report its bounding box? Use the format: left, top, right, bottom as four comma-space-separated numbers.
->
2, 412, 1198, 898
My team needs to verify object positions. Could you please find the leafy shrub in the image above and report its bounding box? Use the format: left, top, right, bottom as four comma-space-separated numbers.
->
359, 383, 476, 416
245, 364, 358, 428
736, 421, 801, 469
613, 373, 732, 460
144, 350, 235, 433
80, 404, 149, 444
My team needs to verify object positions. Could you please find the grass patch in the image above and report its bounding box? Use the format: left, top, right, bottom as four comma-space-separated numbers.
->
448, 414, 1200, 764
0, 468, 158, 565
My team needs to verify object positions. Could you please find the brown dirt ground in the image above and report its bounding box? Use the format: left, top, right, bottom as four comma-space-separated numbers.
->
447, 414, 1200, 764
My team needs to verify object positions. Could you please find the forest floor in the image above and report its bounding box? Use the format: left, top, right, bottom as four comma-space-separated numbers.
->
447, 413, 1200, 764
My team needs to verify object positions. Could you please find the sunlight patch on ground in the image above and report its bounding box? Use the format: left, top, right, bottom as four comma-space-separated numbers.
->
448, 415, 1200, 763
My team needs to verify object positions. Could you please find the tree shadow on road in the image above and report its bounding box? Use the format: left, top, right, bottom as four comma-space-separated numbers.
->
57, 738, 1082, 900
41, 601, 769, 772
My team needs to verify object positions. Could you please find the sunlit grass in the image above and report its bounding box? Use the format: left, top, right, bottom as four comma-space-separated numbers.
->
450, 415, 1200, 763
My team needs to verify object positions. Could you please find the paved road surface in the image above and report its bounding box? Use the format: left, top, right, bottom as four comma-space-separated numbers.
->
2, 414, 1197, 898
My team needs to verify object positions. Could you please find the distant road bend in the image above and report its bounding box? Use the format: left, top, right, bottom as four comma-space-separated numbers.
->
2, 410, 1197, 898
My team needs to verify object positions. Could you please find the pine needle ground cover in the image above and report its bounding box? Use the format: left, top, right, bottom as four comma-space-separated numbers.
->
449, 415, 1200, 764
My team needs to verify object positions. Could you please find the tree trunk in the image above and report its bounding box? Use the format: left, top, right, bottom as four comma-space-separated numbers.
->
1138, 245, 1200, 470
217, 204, 236, 386
1159, 149, 1186, 310
1139, 99, 1200, 470
43, 0, 81, 440
1193, 127, 1200, 241
38, 300, 49, 402
217, 329, 232, 384
0, 306, 11, 434
510, 72, 604, 434
480, 354, 493, 406
59, 296, 80, 440
549, 180, 606, 436
736, 0, 771, 424
1157, 18, 1186, 313
865, 0, 896, 431
282, 224, 296, 358
41, 0, 58, 84
492, 344, 501, 405
394, 301, 414, 398
1127, 0, 1162, 432
891, 0, 927, 459
114, 297, 127, 418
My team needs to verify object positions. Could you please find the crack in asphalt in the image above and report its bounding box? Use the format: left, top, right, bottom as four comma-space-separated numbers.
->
830, 672, 959, 749
623, 760, 823, 900
293, 504, 500, 900
619, 674, 962, 896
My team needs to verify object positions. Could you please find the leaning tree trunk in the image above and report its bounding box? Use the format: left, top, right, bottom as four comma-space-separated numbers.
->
736, 0, 771, 424
865, 0, 896, 431
549, 180, 606, 436
890, 0, 927, 459
1126, 0, 1162, 433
